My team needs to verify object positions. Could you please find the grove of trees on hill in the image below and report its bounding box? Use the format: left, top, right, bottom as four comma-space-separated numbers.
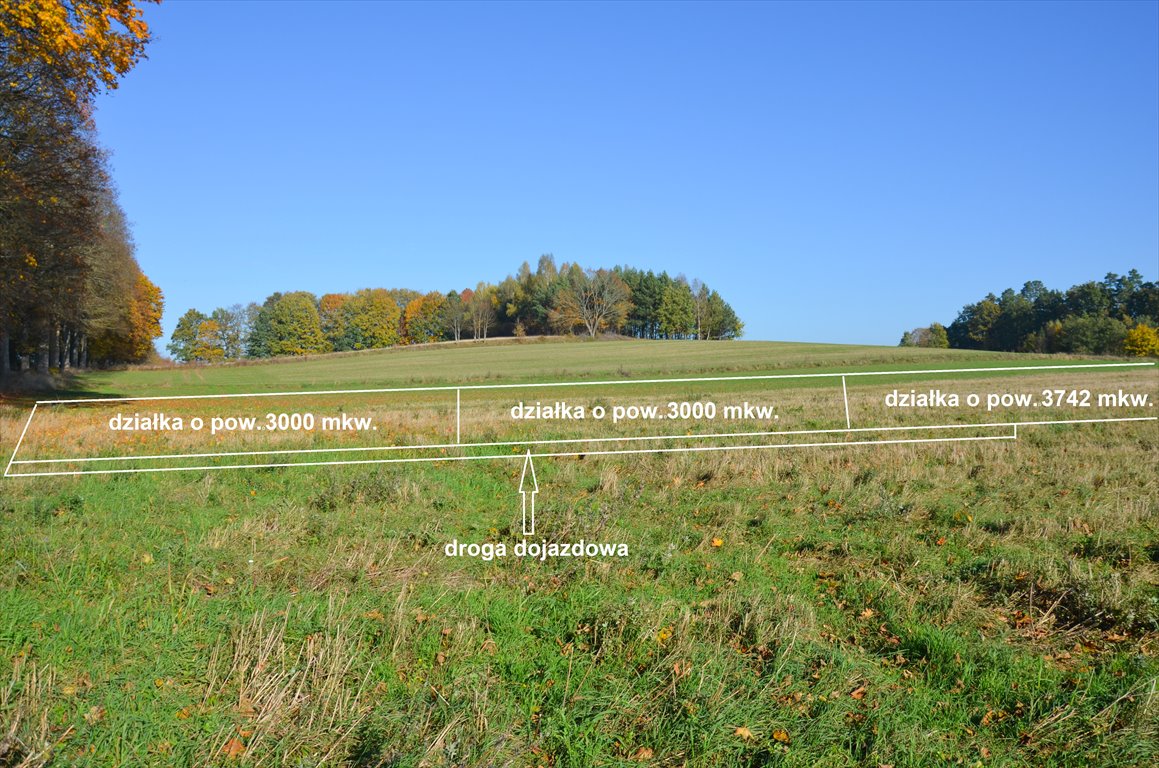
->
901, 269, 1159, 357
1, 1, 164, 379
168, 257, 744, 363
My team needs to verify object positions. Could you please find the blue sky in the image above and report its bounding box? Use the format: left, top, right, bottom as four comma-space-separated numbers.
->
94, 0, 1158, 347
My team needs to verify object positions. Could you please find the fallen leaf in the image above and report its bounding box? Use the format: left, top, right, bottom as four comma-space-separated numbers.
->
729, 571, 744, 583
981, 747, 992, 758
632, 746, 654, 760
734, 726, 755, 741
772, 729, 791, 744
140, 552, 154, 564
850, 685, 867, 700
363, 609, 385, 621
220, 738, 245, 759
859, 608, 875, 619
711, 537, 724, 548
83, 706, 105, 725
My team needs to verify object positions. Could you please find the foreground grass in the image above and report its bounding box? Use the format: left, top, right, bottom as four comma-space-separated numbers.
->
1, 340, 1156, 766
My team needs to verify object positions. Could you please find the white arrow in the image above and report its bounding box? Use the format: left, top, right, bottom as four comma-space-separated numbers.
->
519, 450, 538, 536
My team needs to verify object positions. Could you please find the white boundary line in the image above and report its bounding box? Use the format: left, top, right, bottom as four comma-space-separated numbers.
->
10, 416, 1157, 467
4, 403, 38, 477
7, 362, 1154, 477
841, 376, 851, 429
3, 433, 1018, 478
28, 361, 1156, 404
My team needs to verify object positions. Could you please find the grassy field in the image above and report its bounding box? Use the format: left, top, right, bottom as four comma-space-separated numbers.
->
1, 339, 1156, 767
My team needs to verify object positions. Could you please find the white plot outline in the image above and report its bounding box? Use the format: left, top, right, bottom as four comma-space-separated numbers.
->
4, 361, 1155, 478
4, 403, 38, 477
8, 416, 1158, 468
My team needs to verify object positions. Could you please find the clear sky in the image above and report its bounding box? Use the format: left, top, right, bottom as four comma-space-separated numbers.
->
93, 0, 1159, 347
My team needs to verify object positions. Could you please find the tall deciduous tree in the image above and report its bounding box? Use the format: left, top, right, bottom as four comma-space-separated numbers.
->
342, 288, 401, 350
2, 0, 162, 376
403, 291, 446, 344
210, 305, 246, 359
467, 283, 496, 340
442, 290, 467, 342
318, 293, 350, 350
549, 269, 632, 337
168, 308, 208, 363
267, 292, 328, 356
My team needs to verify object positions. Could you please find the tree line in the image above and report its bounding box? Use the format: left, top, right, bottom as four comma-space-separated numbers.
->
1, 1, 164, 380
901, 269, 1159, 357
168, 256, 744, 363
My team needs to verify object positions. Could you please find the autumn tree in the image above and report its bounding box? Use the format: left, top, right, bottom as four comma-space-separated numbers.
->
0, 1, 155, 106
88, 270, 163, 364
403, 291, 446, 344
1123, 324, 1159, 357
167, 309, 208, 363
266, 292, 329, 356
342, 288, 401, 349
318, 292, 350, 350
1, 0, 161, 376
549, 269, 631, 337
467, 283, 496, 340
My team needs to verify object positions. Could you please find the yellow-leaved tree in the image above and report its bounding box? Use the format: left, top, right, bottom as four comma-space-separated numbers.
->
1123, 324, 1159, 357
2, 1, 161, 375
0, 0, 155, 103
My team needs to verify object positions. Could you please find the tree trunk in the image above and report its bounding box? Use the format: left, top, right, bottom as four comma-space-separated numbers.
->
80, 334, 88, 368
37, 326, 49, 374
0, 325, 9, 378
62, 328, 72, 370
67, 330, 78, 369
48, 324, 59, 372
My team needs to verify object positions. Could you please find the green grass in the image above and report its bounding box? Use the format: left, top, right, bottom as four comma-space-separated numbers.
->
1, 339, 1156, 766
74, 338, 1068, 398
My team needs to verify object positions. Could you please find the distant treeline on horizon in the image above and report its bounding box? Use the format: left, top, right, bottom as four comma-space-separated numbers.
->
167, 256, 744, 363
899, 269, 1159, 357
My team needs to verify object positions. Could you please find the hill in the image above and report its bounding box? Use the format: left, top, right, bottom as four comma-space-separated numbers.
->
77, 337, 1061, 399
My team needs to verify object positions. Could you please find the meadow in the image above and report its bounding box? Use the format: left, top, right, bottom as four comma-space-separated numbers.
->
0, 339, 1156, 767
